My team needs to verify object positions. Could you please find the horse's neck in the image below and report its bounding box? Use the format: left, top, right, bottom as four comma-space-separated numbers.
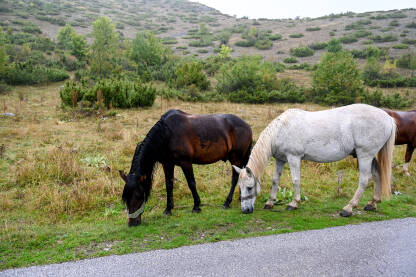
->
247, 122, 276, 178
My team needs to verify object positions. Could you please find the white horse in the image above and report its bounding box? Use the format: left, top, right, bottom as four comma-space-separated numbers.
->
233, 104, 396, 217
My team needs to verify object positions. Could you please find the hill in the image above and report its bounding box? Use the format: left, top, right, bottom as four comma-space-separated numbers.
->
1, 0, 415, 64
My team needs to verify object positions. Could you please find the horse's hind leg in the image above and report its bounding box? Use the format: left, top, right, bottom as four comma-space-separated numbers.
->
403, 144, 414, 176
264, 159, 286, 209
181, 164, 201, 213
364, 158, 381, 212
341, 157, 372, 217
286, 155, 301, 211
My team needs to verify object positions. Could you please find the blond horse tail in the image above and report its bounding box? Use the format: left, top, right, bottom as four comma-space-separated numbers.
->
377, 116, 396, 199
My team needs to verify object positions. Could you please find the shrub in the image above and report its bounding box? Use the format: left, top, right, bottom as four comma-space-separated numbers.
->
268, 34, 282, 41
339, 35, 358, 44
312, 51, 363, 105
255, 39, 273, 50
405, 22, 416, 28
362, 90, 412, 108
345, 20, 372, 30
289, 33, 304, 38
326, 39, 342, 52
369, 34, 397, 43
353, 30, 372, 38
392, 44, 409, 49
60, 78, 156, 108
169, 62, 210, 91
235, 40, 255, 47
387, 12, 407, 19
306, 27, 321, 32
402, 39, 416, 45
390, 20, 400, 27
3, 63, 69, 85
308, 42, 327, 50
397, 53, 416, 69
283, 57, 298, 63
290, 46, 314, 57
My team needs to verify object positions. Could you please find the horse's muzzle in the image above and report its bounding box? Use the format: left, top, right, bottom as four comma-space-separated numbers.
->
242, 207, 253, 214
128, 215, 142, 227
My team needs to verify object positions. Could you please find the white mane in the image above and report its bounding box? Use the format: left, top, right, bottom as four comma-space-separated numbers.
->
247, 109, 300, 178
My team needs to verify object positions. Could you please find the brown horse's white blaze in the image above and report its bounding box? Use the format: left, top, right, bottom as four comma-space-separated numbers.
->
234, 104, 395, 217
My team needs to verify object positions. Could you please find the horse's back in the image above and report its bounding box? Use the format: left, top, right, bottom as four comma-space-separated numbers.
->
273, 104, 393, 162
161, 110, 251, 164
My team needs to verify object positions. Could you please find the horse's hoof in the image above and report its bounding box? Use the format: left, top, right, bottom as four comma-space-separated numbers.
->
222, 204, 230, 209
163, 209, 172, 216
340, 210, 352, 217
264, 204, 273, 210
192, 207, 201, 213
286, 205, 297, 211
364, 204, 376, 212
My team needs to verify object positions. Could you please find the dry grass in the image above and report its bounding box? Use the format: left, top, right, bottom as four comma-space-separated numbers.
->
0, 82, 415, 224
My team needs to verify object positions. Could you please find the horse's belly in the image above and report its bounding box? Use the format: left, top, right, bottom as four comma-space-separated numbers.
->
192, 142, 228, 164
303, 143, 351, 163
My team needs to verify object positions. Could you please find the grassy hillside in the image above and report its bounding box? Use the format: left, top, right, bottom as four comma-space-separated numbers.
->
1, 0, 415, 63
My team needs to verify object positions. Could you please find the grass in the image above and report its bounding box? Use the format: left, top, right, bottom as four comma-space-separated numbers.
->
1, 82, 416, 270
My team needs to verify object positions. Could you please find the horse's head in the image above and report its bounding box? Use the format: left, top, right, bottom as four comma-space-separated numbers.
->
120, 170, 147, 227
232, 166, 261, 214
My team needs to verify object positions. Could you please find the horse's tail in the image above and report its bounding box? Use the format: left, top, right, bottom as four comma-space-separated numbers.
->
377, 116, 396, 198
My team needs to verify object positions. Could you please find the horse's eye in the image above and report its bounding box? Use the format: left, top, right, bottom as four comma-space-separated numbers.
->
247, 187, 253, 192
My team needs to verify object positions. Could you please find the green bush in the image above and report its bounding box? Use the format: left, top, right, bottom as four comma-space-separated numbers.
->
345, 20, 372, 30
283, 57, 298, 63
339, 35, 358, 44
3, 62, 69, 85
326, 39, 342, 52
268, 34, 282, 41
369, 34, 397, 43
362, 89, 412, 108
392, 44, 409, 49
60, 78, 156, 108
308, 42, 327, 50
290, 46, 314, 57
402, 39, 416, 45
405, 22, 416, 28
289, 33, 304, 38
169, 62, 210, 91
397, 53, 416, 69
255, 39, 273, 50
306, 27, 321, 32
312, 51, 363, 105
235, 40, 255, 47
390, 20, 400, 27
353, 30, 372, 38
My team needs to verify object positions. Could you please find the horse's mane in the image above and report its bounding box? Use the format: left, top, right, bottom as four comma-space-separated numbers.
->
123, 117, 167, 203
247, 109, 297, 178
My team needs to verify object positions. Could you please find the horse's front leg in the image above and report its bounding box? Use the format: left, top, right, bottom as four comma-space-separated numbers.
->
223, 167, 239, 209
403, 144, 414, 176
341, 157, 372, 217
162, 163, 175, 215
264, 159, 286, 209
181, 163, 201, 213
286, 155, 301, 210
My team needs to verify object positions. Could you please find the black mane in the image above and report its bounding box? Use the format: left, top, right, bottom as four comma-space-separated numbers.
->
122, 117, 167, 203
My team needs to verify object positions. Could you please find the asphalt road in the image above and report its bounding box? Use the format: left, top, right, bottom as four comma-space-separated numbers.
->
2, 218, 416, 277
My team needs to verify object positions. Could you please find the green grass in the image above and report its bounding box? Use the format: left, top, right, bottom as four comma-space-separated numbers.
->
1, 83, 416, 270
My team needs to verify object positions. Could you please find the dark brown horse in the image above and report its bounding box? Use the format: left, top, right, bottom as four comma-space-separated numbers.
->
119, 109, 253, 226
383, 108, 416, 176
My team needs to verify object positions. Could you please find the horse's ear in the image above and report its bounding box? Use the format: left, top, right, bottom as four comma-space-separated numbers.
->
119, 170, 127, 182
246, 166, 253, 177
232, 165, 242, 174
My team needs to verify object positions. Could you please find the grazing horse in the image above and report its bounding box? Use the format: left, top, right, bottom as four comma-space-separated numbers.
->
120, 109, 252, 226
233, 104, 396, 217
383, 109, 416, 176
